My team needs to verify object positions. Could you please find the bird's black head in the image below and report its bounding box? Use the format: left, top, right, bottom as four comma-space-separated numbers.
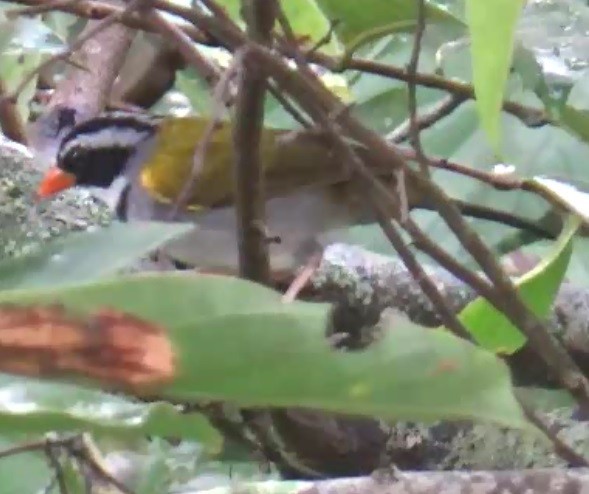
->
37, 111, 158, 198
56, 112, 158, 187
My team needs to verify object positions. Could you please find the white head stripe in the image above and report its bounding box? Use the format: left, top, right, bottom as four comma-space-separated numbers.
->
104, 111, 159, 127
59, 127, 152, 158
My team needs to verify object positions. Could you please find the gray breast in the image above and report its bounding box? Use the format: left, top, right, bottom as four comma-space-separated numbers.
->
120, 183, 353, 273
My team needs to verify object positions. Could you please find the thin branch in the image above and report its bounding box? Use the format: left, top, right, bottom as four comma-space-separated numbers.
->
240, 43, 589, 424
142, 7, 222, 87
518, 395, 589, 468
396, 148, 523, 189
406, 167, 589, 418
44, 441, 69, 494
170, 54, 240, 217
282, 253, 322, 302
262, 23, 474, 339
7, 0, 551, 129
68, 435, 135, 494
401, 217, 498, 303
406, 0, 427, 173
374, 208, 473, 340
302, 50, 551, 128
0, 436, 74, 460
267, 81, 313, 128
231, 0, 276, 283
388, 95, 466, 144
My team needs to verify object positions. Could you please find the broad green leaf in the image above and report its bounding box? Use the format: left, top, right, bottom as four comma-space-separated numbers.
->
465, 0, 525, 152
0, 375, 220, 447
457, 215, 579, 353
317, 0, 465, 48
0, 222, 191, 291
0, 275, 527, 429
217, 0, 341, 54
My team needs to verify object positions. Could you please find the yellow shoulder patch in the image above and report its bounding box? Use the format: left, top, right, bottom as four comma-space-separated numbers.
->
139, 116, 279, 208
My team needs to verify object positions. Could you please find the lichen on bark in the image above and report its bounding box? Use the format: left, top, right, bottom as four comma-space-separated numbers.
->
0, 138, 112, 259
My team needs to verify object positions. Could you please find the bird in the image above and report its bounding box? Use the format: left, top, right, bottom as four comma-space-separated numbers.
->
35, 110, 555, 274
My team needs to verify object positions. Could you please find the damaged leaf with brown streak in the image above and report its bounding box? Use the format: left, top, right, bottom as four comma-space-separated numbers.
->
0, 274, 529, 428
0, 303, 175, 393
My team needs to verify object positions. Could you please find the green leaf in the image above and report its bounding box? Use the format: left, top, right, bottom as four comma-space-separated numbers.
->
0, 222, 192, 291
457, 215, 579, 353
465, 0, 525, 152
0, 375, 221, 447
0, 275, 527, 429
317, 0, 464, 48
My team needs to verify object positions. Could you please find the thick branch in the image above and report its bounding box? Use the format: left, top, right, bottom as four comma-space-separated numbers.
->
187, 469, 589, 494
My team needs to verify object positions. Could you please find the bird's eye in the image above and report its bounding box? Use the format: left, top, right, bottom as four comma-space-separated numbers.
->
60, 147, 84, 173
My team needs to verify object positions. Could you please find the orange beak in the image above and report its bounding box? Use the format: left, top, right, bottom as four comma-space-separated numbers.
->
36, 167, 76, 200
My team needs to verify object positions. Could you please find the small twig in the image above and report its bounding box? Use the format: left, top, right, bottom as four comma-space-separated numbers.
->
406, 0, 428, 173
334, 20, 416, 70
306, 18, 340, 56
6, 0, 551, 130
282, 253, 322, 302
142, 7, 222, 87
268, 27, 475, 338
267, 81, 313, 128
44, 441, 69, 494
376, 211, 473, 340
182, 2, 558, 242
239, 409, 325, 479
164, 0, 310, 129
394, 167, 409, 222
396, 148, 523, 189
388, 95, 466, 144
303, 50, 551, 128
275, 4, 319, 78
68, 435, 135, 494
407, 167, 589, 418
241, 44, 589, 426
198, 0, 235, 24
0, 436, 74, 460
518, 395, 589, 468
319, 120, 473, 339
170, 54, 241, 217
